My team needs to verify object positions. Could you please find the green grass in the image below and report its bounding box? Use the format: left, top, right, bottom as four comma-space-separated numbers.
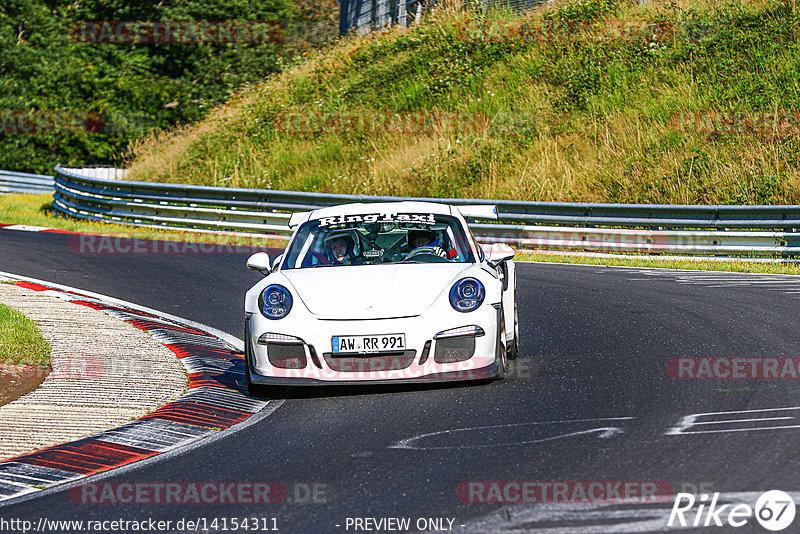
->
125, 0, 800, 205
0, 303, 51, 366
517, 251, 800, 275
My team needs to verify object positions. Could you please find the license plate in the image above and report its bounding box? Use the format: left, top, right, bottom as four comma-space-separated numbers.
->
332, 334, 406, 353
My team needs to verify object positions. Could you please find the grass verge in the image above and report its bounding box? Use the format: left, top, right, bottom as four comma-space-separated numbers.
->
0, 193, 286, 247
517, 251, 800, 275
0, 303, 51, 367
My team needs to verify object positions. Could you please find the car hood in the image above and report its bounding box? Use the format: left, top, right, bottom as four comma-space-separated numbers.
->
280, 263, 475, 319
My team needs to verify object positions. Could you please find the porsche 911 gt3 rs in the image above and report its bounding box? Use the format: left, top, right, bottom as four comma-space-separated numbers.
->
244, 201, 517, 392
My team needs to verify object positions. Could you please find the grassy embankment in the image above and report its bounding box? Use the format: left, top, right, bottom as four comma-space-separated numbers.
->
126, 0, 800, 205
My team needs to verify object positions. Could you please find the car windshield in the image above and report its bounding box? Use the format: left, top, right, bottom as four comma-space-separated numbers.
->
281, 212, 475, 269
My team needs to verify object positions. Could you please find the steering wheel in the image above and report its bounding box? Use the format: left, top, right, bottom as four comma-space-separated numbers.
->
404, 247, 450, 262
405, 246, 437, 259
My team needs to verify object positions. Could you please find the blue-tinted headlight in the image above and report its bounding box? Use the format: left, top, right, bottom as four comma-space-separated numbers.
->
258, 285, 293, 319
449, 278, 485, 312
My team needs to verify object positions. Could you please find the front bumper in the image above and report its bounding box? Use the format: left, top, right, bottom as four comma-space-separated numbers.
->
247, 359, 502, 386
246, 306, 501, 385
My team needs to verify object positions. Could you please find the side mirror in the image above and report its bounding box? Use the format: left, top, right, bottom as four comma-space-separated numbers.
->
246, 252, 272, 275
272, 254, 284, 271
483, 243, 515, 265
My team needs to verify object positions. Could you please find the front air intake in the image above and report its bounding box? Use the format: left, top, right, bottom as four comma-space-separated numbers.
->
433, 336, 475, 363
322, 351, 416, 372
266, 343, 307, 369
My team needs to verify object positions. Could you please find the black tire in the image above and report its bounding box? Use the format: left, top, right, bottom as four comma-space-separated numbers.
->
494, 309, 507, 380
244, 321, 260, 396
507, 276, 519, 360
244, 321, 286, 399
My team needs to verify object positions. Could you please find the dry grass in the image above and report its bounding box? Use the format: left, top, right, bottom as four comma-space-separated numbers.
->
125, 89, 261, 184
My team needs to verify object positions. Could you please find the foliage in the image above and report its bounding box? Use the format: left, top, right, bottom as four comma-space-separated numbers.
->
0, 0, 338, 173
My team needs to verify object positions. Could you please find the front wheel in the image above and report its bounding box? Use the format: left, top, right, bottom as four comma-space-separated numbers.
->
244, 321, 259, 396
494, 309, 507, 380
507, 288, 519, 361
244, 321, 287, 399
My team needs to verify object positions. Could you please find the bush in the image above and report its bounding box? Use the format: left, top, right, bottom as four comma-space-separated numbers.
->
0, 0, 337, 173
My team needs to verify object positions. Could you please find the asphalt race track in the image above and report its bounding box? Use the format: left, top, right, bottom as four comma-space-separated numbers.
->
2, 229, 800, 533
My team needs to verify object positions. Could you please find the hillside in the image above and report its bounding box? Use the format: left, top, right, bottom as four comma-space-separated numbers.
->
126, 0, 800, 204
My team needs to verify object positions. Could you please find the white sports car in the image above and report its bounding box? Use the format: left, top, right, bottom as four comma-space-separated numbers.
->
244, 201, 517, 392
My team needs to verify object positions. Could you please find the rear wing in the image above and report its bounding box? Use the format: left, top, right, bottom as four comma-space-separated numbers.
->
455, 205, 498, 220
288, 211, 311, 228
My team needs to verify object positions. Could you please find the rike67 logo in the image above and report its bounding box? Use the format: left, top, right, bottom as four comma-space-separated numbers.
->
668, 491, 796, 531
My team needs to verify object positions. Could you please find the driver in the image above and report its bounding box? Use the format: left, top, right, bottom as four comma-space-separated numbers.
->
407, 229, 447, 258
326, 235, 360, 265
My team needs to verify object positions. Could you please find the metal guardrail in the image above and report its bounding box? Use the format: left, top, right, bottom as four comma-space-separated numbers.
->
0, 170, 54, 195
338, 0, 549, 36
340, 0, 427, 35
52, 165, 800, 257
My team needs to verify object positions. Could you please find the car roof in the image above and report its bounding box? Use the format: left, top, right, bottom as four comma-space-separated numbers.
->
288, 201, 498, 228
308, 201, 454, 221
287, 201, 458, 228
